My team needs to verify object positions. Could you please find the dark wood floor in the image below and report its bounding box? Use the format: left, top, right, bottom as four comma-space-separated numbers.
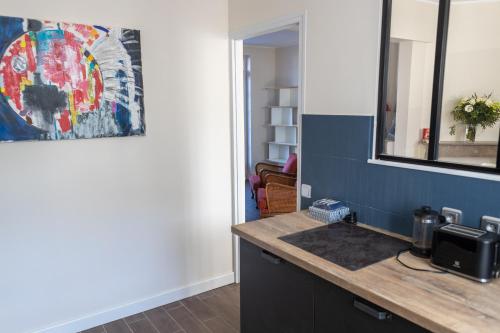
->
81, 284, 240, 333
245, 181, 260, 222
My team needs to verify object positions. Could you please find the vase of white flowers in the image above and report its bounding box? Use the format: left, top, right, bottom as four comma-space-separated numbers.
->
465, 124, 477, 142
449, 93, 500, 143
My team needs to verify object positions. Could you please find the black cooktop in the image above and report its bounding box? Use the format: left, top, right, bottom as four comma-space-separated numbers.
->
279, 222, 411, 271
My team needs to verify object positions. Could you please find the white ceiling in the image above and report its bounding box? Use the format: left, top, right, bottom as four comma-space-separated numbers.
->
244, 29, 299, 48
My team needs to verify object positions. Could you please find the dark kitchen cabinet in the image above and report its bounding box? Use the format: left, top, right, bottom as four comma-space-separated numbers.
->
240, 239, 314, 333
240, 239, 429, 333
314, 277, 430, 333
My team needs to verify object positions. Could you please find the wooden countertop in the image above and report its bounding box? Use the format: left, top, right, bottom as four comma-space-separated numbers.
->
232, 212, 500, 333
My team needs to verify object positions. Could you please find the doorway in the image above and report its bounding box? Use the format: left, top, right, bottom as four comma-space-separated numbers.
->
243, 26, 301, 222
230, 15, 305, 281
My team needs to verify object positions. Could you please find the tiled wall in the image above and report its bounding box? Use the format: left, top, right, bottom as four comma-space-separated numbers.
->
301, 115, 500, 236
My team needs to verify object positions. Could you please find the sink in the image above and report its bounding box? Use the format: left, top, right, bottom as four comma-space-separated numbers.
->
279, 222, 411, 271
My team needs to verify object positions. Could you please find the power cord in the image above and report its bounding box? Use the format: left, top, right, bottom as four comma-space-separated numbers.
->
396, 249, 447, 274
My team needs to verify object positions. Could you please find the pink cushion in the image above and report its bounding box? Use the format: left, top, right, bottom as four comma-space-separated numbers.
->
249, 175, 262, 192
282, 153, 297, 174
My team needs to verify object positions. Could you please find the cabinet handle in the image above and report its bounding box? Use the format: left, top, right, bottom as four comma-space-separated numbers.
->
261, 250, 283, 265
353, 298, 392, 321
494, 243, 499, 267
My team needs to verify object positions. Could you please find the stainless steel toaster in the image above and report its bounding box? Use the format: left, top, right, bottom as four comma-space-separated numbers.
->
431, 224, 500, 283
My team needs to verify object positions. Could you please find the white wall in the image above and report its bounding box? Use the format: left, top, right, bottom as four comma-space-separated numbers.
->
390, 0, 437, 158
276, 45, 299, 88
229, 0, 381, 116
391, 0, 437, 43
243, 46, 276, 172
394, 40, 433, 158
440, 2, 500, 142
0, 1, 233, 332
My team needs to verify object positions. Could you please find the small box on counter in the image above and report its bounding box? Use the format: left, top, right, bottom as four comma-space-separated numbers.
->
308, 199, 350, 224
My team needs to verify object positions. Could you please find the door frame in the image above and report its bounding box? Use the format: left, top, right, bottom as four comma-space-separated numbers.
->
229, 14, 307, 282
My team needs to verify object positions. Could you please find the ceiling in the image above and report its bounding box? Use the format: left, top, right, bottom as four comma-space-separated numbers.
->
244, 28, 299, 48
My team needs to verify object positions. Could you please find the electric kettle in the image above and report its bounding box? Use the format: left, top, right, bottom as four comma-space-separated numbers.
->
410, 206, 444, 258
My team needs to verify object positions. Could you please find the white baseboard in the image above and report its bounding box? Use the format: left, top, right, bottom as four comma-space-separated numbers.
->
34, 272, 235, 333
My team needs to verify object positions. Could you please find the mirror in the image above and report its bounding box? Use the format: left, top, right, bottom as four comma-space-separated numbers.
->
438, 0, 500, 168
381, 0, 439, 160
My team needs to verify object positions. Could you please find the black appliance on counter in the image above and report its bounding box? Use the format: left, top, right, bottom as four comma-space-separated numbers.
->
431, 223, 500, 283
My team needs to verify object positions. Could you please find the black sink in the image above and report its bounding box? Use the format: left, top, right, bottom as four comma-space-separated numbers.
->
279, 222, 411, 271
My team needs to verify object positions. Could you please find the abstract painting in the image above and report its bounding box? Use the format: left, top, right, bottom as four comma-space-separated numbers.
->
0, 15, 145, 142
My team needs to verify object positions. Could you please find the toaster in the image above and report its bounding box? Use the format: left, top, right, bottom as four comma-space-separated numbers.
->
431, 224, 500, 283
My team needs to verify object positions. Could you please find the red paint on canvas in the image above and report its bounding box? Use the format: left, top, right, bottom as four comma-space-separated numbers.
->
58, 110, 71, 132
0, 30, 103, 115
92, 67, 103, 111
0, 40, 27, 110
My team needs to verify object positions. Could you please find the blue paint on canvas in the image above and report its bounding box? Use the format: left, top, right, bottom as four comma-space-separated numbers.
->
0, 16, 24, 55
0, 17, 43, 141
0, 97, 43, 141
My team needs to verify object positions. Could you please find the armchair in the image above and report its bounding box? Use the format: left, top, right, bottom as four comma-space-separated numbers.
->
257, 173, 297, 218
248, 153, 297, 201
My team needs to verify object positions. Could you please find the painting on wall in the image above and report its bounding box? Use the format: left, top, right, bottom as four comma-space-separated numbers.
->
0, 15, 145, 142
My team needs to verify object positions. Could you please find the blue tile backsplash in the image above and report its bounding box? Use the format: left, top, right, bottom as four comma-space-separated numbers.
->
301, 115, 500, 236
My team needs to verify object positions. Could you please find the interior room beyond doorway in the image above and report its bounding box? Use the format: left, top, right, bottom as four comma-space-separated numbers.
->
243, 25, 300, 222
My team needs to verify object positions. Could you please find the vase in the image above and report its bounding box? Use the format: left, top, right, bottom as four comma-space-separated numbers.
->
465, 125, 477, 142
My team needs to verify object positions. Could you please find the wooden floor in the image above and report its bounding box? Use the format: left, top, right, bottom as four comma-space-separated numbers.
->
81, 284, 240, 333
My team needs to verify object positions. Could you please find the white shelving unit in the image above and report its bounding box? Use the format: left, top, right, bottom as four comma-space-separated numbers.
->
266, 87, 298, 164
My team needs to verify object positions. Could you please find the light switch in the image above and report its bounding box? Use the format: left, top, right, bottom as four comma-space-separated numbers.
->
301, 184, 312, 198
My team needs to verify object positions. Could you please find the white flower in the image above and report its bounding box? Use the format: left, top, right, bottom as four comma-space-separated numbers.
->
478, 97, 486, 103
486, 99, 494, 107
465, 105, 474, 113
460, 98, 468, 104
470, 99, 477, 105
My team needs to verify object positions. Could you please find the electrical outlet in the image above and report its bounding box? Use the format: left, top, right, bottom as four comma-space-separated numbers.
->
301, 184, 312, 198
441, 207, 463, 224
481, 216, 500, 234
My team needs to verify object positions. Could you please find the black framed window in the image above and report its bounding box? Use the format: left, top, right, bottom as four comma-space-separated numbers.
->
377, 0, 500, 174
